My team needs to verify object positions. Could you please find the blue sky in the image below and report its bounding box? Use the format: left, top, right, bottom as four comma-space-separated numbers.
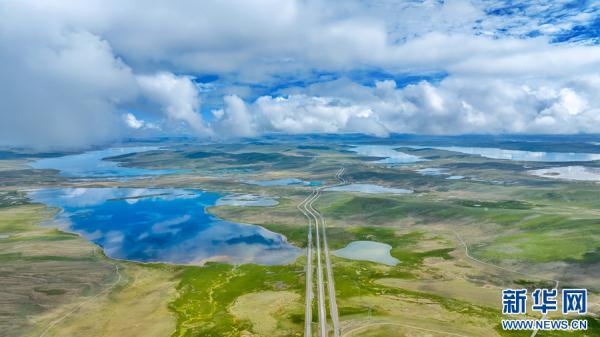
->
1, 0, 599, 149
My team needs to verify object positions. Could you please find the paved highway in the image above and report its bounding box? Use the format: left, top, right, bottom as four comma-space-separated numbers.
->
301, 168, 346, 337
324, 168, 345, 337
305, 188, 327, 337
298, 190, 317, 337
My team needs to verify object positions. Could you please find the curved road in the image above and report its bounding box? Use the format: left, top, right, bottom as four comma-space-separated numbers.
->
298, 191, 317, 337
452, 230, 560, 337
301, 168, 346, 337
302, 170, 557, 337
305, 188, 327, 337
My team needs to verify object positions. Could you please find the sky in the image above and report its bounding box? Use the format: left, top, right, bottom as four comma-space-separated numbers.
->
1, 0, 600, 149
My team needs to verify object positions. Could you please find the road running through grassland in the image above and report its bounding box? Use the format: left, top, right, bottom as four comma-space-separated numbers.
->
301, 168, 346, 337
298, 190, 317, 337
302, 169, 558, 337
305, 188, 327, 337
316, 168, 345, 337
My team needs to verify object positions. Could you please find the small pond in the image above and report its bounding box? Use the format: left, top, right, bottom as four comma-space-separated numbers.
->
325, 183, 413, 194
334, 241, 399, 266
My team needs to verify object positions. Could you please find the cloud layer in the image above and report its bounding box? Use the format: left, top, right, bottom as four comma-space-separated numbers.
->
1, 0, 599, 148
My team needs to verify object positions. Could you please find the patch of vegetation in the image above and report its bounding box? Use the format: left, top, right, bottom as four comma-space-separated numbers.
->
346, 169, 446, 188
443, 161, 526, 171
226, 152, 288, 164
515, 186, 600, 208
184, 151, 223, 159
513, 279, 555, 290
475, 229, 599, 263
7, 228, 79, 242
0, 150, 66, 159
337, 305, 380, 316
113, 147, 316, 171
454, 199, 534, 210
334, 259, 498, 322
333, 260, 413, 299
0, 169, 64, 187
471, 212, 599, 263
0, 205, 115, 337
324, 196, 408, 223
0, 191, 28, 208
261, 223, 309, 247
33, 287, 67, 296
573, 248, 600, 264
0, 252, 97, 263
169, 263, 304, 337
391, 247, 454, 267
297, 145, 331, 150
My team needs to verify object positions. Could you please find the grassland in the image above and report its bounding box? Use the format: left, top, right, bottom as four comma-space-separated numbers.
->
215, 188, 599, 266
0, 198, 178, 337
230, 290, 301, 336
0, 204, 114, 336
26, 263, 177, 337
203, 142, 599, 335
1, 140, 599, 336
169, 263, 305, 337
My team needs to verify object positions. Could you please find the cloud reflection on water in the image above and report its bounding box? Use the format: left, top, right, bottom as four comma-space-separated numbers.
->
28, 187, 301, 265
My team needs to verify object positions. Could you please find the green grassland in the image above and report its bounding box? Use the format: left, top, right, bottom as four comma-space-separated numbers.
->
316, 192, 599, 264
1, 141, 599, 336
170, 263, 305, 337
214, 185, 599, 266
204, 143, 599, 335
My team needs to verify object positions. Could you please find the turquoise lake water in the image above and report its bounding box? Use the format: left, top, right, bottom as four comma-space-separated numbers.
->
334, 241, 399, 266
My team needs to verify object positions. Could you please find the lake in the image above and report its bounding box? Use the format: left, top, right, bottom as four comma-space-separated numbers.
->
528, 166, 600, 182
351, 145, 425, 164
29, 147, 179, 177
410, 146, 600, 162
216, 194, 278, 206
325, 183, 413, 194
415, 167, 449, 176
28, 187, 301, 265
242, 178, 320, 186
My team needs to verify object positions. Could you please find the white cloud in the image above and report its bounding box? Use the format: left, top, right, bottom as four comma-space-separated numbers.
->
0, 27, 136, 149
46, 1, 596, 81
1, 0, 600, 148
219, 75, 600, 137
212, 95, 258, 138
555, 88, 587, 116
123, 113, 144, 129
136, 72, 211, 136
253, 95, 388, 136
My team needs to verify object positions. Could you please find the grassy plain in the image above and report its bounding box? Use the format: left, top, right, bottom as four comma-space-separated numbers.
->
1, 140, 599, 336
0, 204, 112, 337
